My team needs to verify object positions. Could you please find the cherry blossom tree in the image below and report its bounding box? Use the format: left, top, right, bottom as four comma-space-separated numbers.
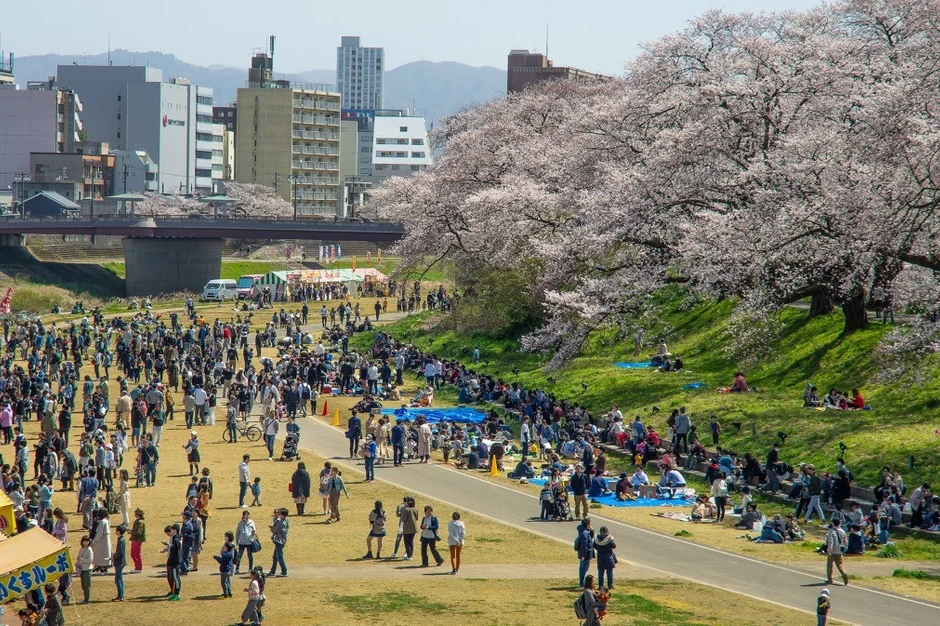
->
366, 0, 940, 366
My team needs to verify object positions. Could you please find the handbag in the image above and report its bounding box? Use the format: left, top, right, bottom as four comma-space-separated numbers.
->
250, 538, 262, 553
288, 482, 293, 492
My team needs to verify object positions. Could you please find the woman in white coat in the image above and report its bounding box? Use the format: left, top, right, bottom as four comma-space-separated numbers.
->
417, 420, 433, 463
90, 509, 112, 571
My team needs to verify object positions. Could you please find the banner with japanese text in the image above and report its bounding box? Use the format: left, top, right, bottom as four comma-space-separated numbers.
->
0, 545, 73, 602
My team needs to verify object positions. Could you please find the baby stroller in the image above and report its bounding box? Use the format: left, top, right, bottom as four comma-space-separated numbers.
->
553, 490, 573, 521
281, 428, 301, 461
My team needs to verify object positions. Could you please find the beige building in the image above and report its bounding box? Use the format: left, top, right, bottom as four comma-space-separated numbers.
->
234, 85, 341, 217
220, 127, 235, 180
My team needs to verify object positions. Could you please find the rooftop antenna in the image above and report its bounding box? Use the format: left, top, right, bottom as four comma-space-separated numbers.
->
545, 22, 549, 59
108, 32, 112, 66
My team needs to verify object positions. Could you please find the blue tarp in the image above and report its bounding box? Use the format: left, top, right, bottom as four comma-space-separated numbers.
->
380, 406, 487, 425
527, 478, 692, 508
683, 382, 707, 390
613, 361, 653, 369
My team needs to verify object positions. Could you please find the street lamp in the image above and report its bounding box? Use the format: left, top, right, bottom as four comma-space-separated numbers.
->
288, 174, 300, 220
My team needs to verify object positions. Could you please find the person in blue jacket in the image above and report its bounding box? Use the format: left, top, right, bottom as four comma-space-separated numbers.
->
214, 533, 236, 598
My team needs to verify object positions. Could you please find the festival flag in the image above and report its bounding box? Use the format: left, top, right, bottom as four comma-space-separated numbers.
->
337, 244, 342, 259
377, 248, 382, 263
352, 256, 358, 270
366, 251, 372, 264
0, 288, 12, 314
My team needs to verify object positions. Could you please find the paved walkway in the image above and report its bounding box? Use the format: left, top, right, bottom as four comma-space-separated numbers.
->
291, 416, 940, 626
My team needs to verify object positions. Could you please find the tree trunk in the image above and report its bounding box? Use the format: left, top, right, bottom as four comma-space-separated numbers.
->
809, 291, 834, 318
840, 291, 868, 333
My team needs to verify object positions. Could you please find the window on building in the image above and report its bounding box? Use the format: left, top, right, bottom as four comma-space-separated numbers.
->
360, 157, 370, 163
117, 94, 121, 101
411, 165, 421, 171
117, 113, 121, 120
359, 168, 371, 175
411, 152, 425, 158
391, 165, 400, 170
411, 138, 424, 145
399, 126, 408, 132
360, 147, 370, 153
117, 131, 121, 138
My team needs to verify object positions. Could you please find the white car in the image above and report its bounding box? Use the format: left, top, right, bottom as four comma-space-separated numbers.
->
202, 279, 238, 301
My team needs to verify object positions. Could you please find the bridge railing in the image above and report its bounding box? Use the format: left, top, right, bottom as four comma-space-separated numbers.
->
7, 215, 403, 230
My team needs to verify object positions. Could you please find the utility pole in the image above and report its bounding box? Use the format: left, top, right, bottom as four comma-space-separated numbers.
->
273, 171, 282, 195
122, 163, 130, 193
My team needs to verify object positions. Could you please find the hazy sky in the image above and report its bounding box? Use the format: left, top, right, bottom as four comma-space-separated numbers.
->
2, 0, 822, 75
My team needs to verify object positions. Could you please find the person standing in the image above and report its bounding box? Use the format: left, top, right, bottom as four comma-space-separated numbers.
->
418, 420, 432, 463
112, 524, 127, 601
363, 500, 386, 559
391, 419, 405, 467
117, 469, 131, 526
214, 533, 236, 598
347, 412, 362, 459
711, 474, 729, 523
75, 535, 94, 605
825, 518, 849, 586
290, 462, 311, 516
570, 465, 590, 520
398, 496, 419, 561
363, 435, 377, 482
268, 508, 290, 577
238, 455, 251, 508
163, 524, 182, 601
576, 518, 595, 587
262, 413, 279, 461
241, 569, 263, 625
447, 511, 465, 575
325, 468, 349, 523
44, 582, 65, 626
234, 510, 257, 574
817, 588, 831, 626
130, 508, 146, 573
419, 505, 445, 567
594, 526, 617, 589
520, 416, 531, 460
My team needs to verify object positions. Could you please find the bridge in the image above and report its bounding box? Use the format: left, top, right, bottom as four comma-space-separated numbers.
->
0, 216, 405, 296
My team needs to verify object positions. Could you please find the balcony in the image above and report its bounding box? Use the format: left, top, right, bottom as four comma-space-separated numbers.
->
292, 114, 339, 126
292, 145, 340, 156
293, 98, 341, 111
291, 130, 338, 141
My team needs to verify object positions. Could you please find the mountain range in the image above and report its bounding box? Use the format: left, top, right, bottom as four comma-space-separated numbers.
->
12, 49, 506, 123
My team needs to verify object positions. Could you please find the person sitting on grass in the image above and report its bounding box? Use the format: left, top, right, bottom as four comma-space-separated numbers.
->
731, 372, 749, 393
803, 384, 822, 408
734, 502, 762, 530
588, 472, 612, 498
850, 388, 865, 410
658, 467, 687, 497
630, 466, 650, 494
509, 459, 535, 480
785, 513, 805, 541
615, 473, 634, 501
845, 524, 865, 554
750, 514, 785, 543
690, 495, 717, 522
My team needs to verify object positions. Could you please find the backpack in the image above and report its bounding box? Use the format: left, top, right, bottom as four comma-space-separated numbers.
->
573, 592, 588, 620
574, 534, 582, 552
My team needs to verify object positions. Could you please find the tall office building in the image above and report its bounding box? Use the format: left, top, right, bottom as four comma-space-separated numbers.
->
234, 85, 341, 217
336, 36, 385, 110
56, 65, 218, 194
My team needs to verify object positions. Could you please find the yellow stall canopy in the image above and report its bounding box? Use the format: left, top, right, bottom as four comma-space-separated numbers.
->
0, 528, 72, 602
0, 491, 14, 536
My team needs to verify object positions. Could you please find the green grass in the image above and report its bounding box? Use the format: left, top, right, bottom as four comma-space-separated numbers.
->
609, 589, 698, 625
892, 569, 940, 581
102, 261, 125, 278
356, 286, 940, 488
330, 591, 449, 614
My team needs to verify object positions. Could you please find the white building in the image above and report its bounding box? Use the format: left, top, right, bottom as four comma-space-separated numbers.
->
371, 112, 432, 179
56, 65, 217, 195
336, 36, 384, 110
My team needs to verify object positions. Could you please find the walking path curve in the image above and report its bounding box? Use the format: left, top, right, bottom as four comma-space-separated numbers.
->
292, 414, 940, 626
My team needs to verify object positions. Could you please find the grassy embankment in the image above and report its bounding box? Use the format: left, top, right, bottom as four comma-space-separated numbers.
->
354, 288, 940, 490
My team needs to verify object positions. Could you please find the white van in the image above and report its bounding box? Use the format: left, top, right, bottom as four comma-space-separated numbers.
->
202, 279, 238, 301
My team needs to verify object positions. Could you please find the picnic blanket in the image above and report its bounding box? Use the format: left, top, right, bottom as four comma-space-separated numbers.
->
651, 512, 693, 522
683, 382, 706, 390
527, 478, 694, 508
381, 406, 486, 425
613, 361, 653, 369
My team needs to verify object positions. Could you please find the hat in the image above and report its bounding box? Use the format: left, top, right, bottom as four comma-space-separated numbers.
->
820, 589, 830, 596
191, 431, 198, 436
105, 443, 113, 449
620, 472, 627, 479
798, 462, 807, 467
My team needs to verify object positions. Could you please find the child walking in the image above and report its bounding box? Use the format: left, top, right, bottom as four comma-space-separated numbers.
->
817, 589, 831, 626
130, 508, 146, 572
250, 477, 262, 506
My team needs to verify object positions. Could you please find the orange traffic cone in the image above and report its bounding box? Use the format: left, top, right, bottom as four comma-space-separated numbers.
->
322, 400, 329, 416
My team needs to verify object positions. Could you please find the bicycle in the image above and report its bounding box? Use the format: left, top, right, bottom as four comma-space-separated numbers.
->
223, 421, 263, 443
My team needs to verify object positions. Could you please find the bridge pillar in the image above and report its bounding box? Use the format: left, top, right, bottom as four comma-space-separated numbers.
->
124, 238, 222, 297
0, 234, 25, 248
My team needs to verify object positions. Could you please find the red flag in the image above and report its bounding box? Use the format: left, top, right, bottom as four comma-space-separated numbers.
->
0, 288, 12, 314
